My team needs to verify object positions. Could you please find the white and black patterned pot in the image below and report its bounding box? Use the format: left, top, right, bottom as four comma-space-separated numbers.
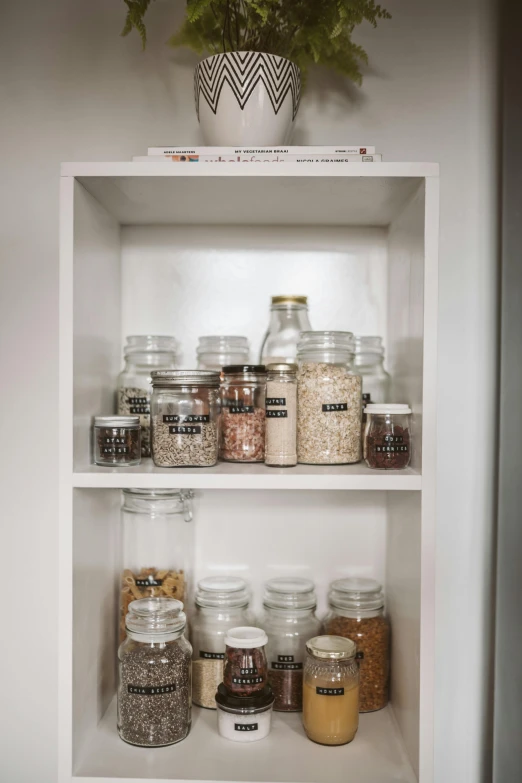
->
194, 51, 301, 146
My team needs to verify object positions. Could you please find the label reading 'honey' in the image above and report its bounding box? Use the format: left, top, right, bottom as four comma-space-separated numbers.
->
316, 686, 345, 696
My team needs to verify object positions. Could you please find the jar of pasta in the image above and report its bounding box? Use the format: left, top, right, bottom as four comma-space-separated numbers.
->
220, 366, 266, 462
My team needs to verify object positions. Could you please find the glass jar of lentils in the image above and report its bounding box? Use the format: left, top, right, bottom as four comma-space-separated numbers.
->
265, 364, 297, 467
220, 366, 266, 462
93, 416, 141, 466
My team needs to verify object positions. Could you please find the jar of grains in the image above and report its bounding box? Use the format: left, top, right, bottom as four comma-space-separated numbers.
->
324, 578, 390, 712
191, 576, 254, 709
117, 335, 178, 458
296, 331, 362, 464
93, 416, 141, 466
262, 578, 321, 712
302, 636, 359, 746
223, 627, 268, 697
150, 370, 220, 467
117, 597, 192, 747
220, 366, 266, 462
265, 364, 297, 467
196, 336, 250, 372
364, 404, 412, 470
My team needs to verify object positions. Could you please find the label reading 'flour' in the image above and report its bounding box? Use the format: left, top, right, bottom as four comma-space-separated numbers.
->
163, 414, 209, 423
128, 683, 176, 695
316, 686, 345, 696
169, 425, 202, 435
266, 398, 286, 406
266, 409, 288, 418
322, 402, 348, 412
199, 651, 225, 660
234, 723, 258, 732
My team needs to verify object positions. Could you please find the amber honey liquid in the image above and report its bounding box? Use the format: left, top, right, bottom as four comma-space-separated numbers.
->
302, 680, 359, 745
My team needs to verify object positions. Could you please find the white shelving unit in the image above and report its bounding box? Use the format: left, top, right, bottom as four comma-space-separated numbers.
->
59, 162, 439, 783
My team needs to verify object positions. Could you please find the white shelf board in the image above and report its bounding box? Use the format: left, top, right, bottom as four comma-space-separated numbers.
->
74, 700, 417, 783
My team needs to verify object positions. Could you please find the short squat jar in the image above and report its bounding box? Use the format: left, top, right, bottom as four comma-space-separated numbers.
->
215, 683, 274, 743
364, 404, 412, 470
265, 364, 297, 467
150, 370, 220, 467
223, 627, 268, 697
93, 416, 141, 466
263, 578, 321, 712
117, 597, 192, 747
196, 336, 250, 372
220, 366, 266, 462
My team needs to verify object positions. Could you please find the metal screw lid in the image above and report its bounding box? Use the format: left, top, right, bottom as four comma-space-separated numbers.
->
271, 296, 308, 305
94, 415, 140, 428
306, 635, 357, 660
266, 363, 297, 373
151, 369, 220, 387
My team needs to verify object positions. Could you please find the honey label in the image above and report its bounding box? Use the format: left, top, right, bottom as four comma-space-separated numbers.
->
316, 686, 345, 696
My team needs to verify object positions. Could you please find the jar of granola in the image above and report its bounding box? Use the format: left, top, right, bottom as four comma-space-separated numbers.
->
220, 366, 266, 462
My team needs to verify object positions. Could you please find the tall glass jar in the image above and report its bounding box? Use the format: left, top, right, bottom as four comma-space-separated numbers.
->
197, 336, 250, 372
118, 597, 192, 747
220, 365, 266, 462
191, 576, 254, 709
262, 578, 321, 712
323, 578, 390, 713
265, 363, 297, 467
117, 335, 178, 458
120, 488, 193, 642
260, 296, 312, 365
353, 336, 391, 404
296, 331, 362, 465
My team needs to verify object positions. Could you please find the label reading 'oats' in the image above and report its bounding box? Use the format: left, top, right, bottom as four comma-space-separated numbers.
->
322, 402, 348, 412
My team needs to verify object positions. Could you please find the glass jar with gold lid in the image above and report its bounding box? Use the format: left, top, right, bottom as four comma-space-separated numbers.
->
260, 296, 312, 365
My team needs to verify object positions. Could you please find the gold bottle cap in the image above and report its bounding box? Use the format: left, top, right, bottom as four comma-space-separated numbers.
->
306, 635, 357, 660
271, 295, 308, 305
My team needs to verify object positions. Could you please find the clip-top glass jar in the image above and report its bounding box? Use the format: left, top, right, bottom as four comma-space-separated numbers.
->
323, 578, 390, 712
117, 335, 177, 457
93, 416, 141, 466
260, 295, 312, 365
263, 578, 321, 712
220, 366, 266, 462
223, 627, 268, 697
364, 404, 412, 470
197, 336, 250, 372
118, 597, 192, 747
296, 331, 362, 465
265, 364, 297, 467
353, 336, 391, 405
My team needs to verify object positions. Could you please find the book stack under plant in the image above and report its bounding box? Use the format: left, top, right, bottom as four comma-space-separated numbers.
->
132, 145, 382, 164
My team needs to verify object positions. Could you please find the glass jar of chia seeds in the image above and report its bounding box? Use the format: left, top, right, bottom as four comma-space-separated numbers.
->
196, 336, 250, 372
220, 366, 266, 462
93, 416, 141, 466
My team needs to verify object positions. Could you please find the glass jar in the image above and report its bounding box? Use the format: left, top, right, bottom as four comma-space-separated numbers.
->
117, 597, 192, 747
364, 404, 412, 470
215, 683, 274, 742
191, 576, 254, 709
265, 364, 297, 467
353, 336, 391, 405
93, 416, 141, 466
150, 370, 220, 467
296, 331, 362, 465
223, 627, 268, 697
197, 336, 250, 372
303, 636, 360, 746
323, 578, 390, 712
262, 578, 321, 712
260, 296, 312, 365
117, 336, 177, 458
120, 488, 193, 642
220, 366, 266, 462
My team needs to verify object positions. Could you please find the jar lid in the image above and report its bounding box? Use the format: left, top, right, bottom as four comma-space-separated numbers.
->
151, 369, 220, 387
306, 635, 357, 660
123, 488, 192, 500
215, 683, 274, 714
354, 335, 384, 355
225, 626, 268, 648
271, 296, 307, 305
297, 330, 355, 355
263, 577, 317, 610
266, 363, 297, 373
222, 365, 266, 374
196, 575, 250, 608
364, 403, 411, 414
94, 415, 140, 428
126, 597, 186, 635
197, 335, 249, 348
124, 335, 177, 354
328, 577, 384, 611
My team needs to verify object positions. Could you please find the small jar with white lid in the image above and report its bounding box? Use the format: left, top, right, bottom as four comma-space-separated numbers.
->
215, 683, 274, 742
363, 403, 412, 469
223, 627, 268, 697
196, 336, 250, 372
93, 416, 141, 466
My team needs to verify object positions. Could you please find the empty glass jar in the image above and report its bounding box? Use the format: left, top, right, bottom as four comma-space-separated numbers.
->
220, 366, 266, 462
364, 404, 412, 470
197, 336, 250, 372
260, 296, 312, 365
353, 336, 391, 405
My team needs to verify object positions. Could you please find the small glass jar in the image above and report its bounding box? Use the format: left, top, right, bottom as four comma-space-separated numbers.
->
260, 295, 312, 365
215, 683, 274, 742
197, 336, 250, 372
93, 416, 141, 466
296, 331, 362, 465
265, 364, 297, 467
364, 404, 412, 470
117, 336, 177, 458
150, 370, 220, 467
117, 597, 192, 747
353, 336, 391, 405
262, 578, 321, 712
223, 627, 268, 697
191, 576, 254, 709
220, 366, 266, 462
323, 578, 390, 713
302, 635, 359, 746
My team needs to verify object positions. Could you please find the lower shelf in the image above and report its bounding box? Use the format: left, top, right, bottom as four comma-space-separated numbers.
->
74, 699, 417, 783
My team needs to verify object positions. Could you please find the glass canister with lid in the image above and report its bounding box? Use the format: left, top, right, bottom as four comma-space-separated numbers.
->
262, 577, 321, 712
364, 404, 412, 470
296, 331, 362, 465
220, 365, 266, 462
196, 336, 250, 372
260, 295, 312, 365
353, 336, 391, 405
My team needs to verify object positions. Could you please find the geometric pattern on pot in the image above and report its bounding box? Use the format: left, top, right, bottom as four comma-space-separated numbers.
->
194, 51, 302, 121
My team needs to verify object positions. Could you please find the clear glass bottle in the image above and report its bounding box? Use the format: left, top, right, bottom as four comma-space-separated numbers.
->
296, 331, 362, 465
353, 336, 391, 405
364, 404, 412, 470
120, 488, 193, 642
323, 578, 390, 713
191, 576, 254, 709
197, 336, 250, 372
117, 336, 178, 458
260, 296, 312, 365
93, 415, 141, 466
118, 597, 192, 747
220, 365, 266, 462
262, 578, 321, 712
265, 363, 297, 466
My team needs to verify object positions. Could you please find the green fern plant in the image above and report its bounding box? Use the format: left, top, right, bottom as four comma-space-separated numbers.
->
121, 0, 390, 85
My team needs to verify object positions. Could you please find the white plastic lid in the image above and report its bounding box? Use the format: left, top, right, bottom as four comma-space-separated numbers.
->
364, 403, 411, 414
225, 626, 268, 649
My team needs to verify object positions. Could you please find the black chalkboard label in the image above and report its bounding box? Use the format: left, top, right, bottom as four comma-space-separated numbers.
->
128, 683, 176, 695
266, 409, 288, 418
356, 651, 364, 660
163, 414, 209, 423
322, 403, 348, 412
316, 687, 345, 696
239, 667, 258, 675
232, 676, 263, 685
271, 661, 302, 670
169, 425, 201, 435
101, 446, 128, 454
135, 578, 163, 587
362, 393, 371, 403
200, 651, 225, 660
375, 444, 409, 453
234, 723, 258, 732
229, 406, 255, 414
266, 398, 286, 406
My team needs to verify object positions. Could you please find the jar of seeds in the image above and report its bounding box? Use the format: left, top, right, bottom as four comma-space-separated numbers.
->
220, 366, 266, 462
265, 364, 297, 467
296, 332, 362, 465
117, 597, 192, 747
93, 416, 141, 466
150, 370, 220, 468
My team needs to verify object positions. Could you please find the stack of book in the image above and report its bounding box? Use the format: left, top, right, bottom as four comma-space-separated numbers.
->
132, 146, 382, 164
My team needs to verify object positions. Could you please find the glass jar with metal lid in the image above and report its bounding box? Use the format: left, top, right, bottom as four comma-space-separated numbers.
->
262, 577, 321, 712
265, 364, 297, 467
196, 336, 250, 372
260, 295, 312, 365
150, 370, 220, 467
302, 635, 359, 745
220, 365, 266, 462
93, 415, 141, 466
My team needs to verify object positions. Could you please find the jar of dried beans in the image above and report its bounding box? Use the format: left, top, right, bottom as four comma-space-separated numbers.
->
93, 416, 141, 466
196, 336, 250, 372
262, 578, 321, 712
150, 370, 220, 467
323, 578, 390, 713
223, 627, 268, 696
220, 366, 266, 462
296, 331, 362, 465
265, 364, 297, 467
364, 404, 412, 470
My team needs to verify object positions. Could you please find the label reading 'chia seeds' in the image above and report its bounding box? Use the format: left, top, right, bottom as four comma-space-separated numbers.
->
135, 578, 163, 587
128, 683, 176, 695
322, 402, 348, 412
169, 425, 202, 435
128, 396, 150, 415
163, 414, 210, 423
234, 723, 258, 732
229, 405, 255, 414
199, 651, 225, 660
232, 675, 263, 685
266, 398, 286, 406
266, 409, 288, 418
375, 434, 408, 454
316, 686, 345, 696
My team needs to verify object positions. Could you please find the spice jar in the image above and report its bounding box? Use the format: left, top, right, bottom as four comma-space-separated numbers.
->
302, 635, 359, 746
223, 627, 268, 696
215, 683, 274, 742
220, 366, 266, 462
196, 336, 250, 372
117, 335, 178, 458
120, 488, 193, 642
117, 597, 192, 747
324, 578, 390, 712
353, 336, 391, 405
262, 578, 321, 712
191, 576, 254, 709
150, 370, 220, 467
265, 364, 297, 467
93, 416, 141, 466
364, 404, 412, 470
297, 331, 362, 465
260, 295, 312, 365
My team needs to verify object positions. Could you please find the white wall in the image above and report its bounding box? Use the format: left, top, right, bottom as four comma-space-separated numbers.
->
0, 1, 497, 782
